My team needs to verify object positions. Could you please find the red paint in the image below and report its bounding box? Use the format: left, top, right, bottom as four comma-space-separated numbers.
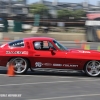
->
0, 37, 100, 71
87, 13, 100, 19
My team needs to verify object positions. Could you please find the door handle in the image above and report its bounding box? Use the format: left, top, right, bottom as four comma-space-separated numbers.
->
35, 55, 40, 56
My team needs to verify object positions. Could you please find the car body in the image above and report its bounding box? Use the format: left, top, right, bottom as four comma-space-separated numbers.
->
0, 37, 100, 77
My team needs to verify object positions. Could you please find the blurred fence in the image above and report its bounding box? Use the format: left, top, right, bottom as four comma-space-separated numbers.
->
59, 41, 100, 50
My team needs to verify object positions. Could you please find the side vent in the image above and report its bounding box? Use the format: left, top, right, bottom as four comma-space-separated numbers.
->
26, 42, 30, 49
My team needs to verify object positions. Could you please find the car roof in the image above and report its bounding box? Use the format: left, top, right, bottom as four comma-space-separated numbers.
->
24, 37, 54, 41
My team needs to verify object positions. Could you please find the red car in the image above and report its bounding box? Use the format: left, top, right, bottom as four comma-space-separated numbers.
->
0, 37, 100, 77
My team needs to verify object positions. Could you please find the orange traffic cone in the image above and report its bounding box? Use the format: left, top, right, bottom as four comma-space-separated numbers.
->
3, 37, 10, 44
7, 64, 15, 77
81, 43, 86, 50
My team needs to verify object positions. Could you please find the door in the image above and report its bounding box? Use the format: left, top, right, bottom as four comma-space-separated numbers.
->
32, 40, 65, 69
64, 51, 85, 70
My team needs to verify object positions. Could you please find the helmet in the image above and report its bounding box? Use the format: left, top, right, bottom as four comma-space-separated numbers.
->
34, 42, 41, 49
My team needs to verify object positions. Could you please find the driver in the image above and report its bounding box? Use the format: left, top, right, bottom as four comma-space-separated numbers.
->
34, 42, 42, 50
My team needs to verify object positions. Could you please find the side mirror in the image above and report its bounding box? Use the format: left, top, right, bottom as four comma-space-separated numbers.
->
49, 47, 56, 54
49, 47, 54, 51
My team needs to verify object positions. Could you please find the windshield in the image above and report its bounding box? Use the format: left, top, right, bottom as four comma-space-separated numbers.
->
53, 40, 67, 50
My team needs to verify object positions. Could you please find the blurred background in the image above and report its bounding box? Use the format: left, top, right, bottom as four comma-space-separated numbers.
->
0, 0, 100, 42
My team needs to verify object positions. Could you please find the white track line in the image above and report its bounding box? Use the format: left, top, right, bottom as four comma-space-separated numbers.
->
28, 94, 100, 100
0, 79, 100, 87
0, 74, 95, 80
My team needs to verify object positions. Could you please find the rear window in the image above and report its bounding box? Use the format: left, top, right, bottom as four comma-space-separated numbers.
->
9, 40, 24, 47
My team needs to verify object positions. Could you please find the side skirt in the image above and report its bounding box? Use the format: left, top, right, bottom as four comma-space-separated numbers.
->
33, 68, 83, 73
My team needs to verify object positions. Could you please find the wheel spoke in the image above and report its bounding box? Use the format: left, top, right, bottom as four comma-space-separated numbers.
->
96, 65, 100, 69
15, 59, 23, 64
89, 69, 99, 74
17, 67, 21, 72
89, 69, 94, 74
14, 64, 18, 68
15, 60, 19, 64
94, 69, 99, 74
87, 65, 92, 68
19, 60, 23, 64
21, 65, 25, 68
92, 61, 95, 66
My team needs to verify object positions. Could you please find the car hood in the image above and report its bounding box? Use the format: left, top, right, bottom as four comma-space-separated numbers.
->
63, 49, 100, 60
68, 49, 98, 54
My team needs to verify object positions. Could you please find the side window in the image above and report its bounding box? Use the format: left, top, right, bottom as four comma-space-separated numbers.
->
48, 42, 56, 50
9, 40, 24, 47
34, 41, 56, 50
34, 41, 42, 50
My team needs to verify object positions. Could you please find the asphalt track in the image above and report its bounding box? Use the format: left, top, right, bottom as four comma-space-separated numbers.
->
0, 67, 100, 100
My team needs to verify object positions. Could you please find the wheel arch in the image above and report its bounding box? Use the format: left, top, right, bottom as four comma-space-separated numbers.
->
83, 60, 91, 71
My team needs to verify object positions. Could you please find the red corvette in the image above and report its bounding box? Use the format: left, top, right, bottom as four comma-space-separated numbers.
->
0, 37, 100, 77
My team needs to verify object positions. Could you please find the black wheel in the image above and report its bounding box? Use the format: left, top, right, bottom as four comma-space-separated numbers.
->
85, 60, 100, 77
7, 57, 29, 74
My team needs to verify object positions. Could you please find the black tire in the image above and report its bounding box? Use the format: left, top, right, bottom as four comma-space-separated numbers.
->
7, 57, 29, 74
85, 60, 100, 77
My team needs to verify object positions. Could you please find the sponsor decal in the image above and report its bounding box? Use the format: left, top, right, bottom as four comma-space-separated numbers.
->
6, 51, 28, 55
35, 62, 43, 67
35, 62, 52, 67
53, 64, 62, 66
44, 63, 52, 66
78, 50, 90, 53
22, 51, 28, 55
63, 64, 78, 67
35, 62, 78, 68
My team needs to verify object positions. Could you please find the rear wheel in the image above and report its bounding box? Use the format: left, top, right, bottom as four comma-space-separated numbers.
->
85, 60, 100, 77
7, 57, 28, 74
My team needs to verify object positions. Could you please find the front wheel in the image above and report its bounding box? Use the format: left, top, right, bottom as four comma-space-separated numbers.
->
85, 60, 100, 77
7, 57, 28, 74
